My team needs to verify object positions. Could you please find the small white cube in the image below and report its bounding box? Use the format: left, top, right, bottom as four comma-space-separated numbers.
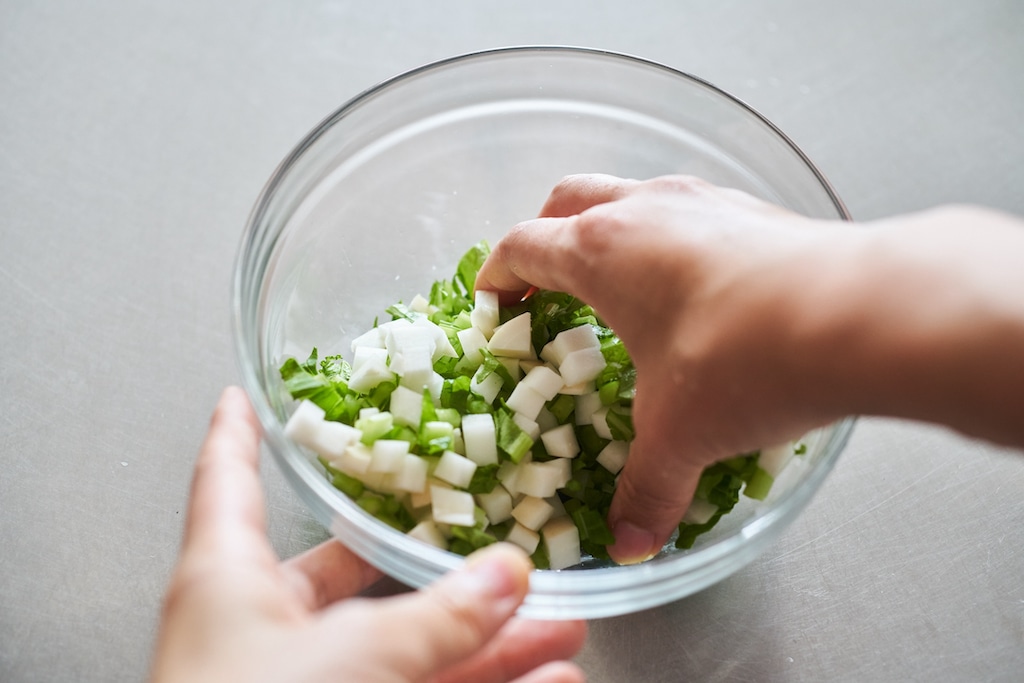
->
475, 486, 513, 525
542, 516, 582, 570
591, 407, 613, 440
392, 453, 428, 493
511, 495, 555, 531
336, 442, 373, 476
540, 423, 580, 459
433, 450, 478, 488
461, 413, 498, 465
519, 364, 564, 401
470, 367, 504, 404
456, 326, 489, 367
369, 439, 411, 473
596, 440, 630, 475
504, 522, 541, 554
505, 383, 547, 421
430, 486, 476, 527
470, 290, 500, 338
516, 461, 566, 498
389, 385, 426, 427
557, 347, 607, 387
407, 520, 447, 549
487, 312, 534, 359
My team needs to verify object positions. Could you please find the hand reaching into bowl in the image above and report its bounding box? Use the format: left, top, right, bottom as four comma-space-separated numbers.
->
475, 173, 1024, 565
150, 387, 586, 683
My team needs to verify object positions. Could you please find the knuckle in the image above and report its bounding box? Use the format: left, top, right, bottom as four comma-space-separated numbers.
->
643, 174, 710, 194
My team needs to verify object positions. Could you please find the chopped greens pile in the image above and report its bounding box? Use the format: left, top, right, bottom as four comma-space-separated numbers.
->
279, 241, 805, 569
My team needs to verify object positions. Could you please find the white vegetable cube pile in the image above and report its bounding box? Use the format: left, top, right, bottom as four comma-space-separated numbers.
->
277, 244, 811, 571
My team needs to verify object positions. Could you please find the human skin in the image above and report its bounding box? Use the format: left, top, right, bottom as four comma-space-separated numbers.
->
475, 173, 1024, 564
150, 387, 587, 683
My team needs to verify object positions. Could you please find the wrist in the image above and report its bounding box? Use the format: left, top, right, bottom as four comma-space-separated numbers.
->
791, 207, 1024, 445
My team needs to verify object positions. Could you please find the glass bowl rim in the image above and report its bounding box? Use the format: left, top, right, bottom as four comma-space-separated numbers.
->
232, 44, 854, 618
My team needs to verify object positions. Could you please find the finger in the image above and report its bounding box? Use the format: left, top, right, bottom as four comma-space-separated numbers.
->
606, 393, 706, 565
282, 539, 384, 610
509, 662, 587, 683
429, 618, 587, 683
475, 217, 580, 302
182, 386, 274, 568
326, 543, 533, 680
538, 173, 636, 218
475, 174, 635, 304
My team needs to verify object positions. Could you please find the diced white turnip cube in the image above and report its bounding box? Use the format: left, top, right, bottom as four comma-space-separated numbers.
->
384, 321, 437, 360
395, 345, 435, 390
430, 486, 476, 527
516, 461, 567, 498
520, 364, 564, 400
504, 522, 540, 554
392, 453, 428, 493
487, 312, 534, 359
286, 407, 360, 459
470, 368, 504, 403
350, 327, 385, 352
596, 440, 630, 474
456, 326, 489, 367
558, 380, 596, 395
591, 407, 613, 439
682, 497, 718, 525
497, 460, 525, 495
511, 495, 555, 531
542, 516, 582, 570
337, 442, 373, 476
540, 423, 580, 459
470, 290, 500, 338
574, 391, 603, 426
389, 385, 426, 427
413, 316, 458, 360
461, 413, 498, 465
347, 356, 395, 394
557, 347, 606, 386
475, 486, 513, 525
511, 413, 541, 441
409, 484, 433, 509
758, 442, 796, 478
284, 400, 326, 445
361, 470, 397, 493
409, 293, 431, 314
407, 520, 447, 549
426, 371, 445, 403
505, 383, 547, 421
541, 324, 601, 365
369, 439, 411, 473
433, 450, 478, 488
352, 345, 388, 371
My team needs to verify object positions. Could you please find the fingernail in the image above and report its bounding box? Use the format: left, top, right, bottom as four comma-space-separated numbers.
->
609, 521, 659, 565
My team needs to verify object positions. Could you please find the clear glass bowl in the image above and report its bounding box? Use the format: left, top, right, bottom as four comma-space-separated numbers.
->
233, 46, 854, 620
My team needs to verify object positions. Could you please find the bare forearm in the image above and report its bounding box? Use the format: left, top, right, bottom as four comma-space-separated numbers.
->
795, 206, 1024, 446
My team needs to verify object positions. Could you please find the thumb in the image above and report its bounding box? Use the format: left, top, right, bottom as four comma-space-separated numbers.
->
606, 394, 707, 565
346, 543, 533, 680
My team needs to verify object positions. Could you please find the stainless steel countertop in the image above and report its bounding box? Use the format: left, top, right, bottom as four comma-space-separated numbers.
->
2, 2, 1021, 681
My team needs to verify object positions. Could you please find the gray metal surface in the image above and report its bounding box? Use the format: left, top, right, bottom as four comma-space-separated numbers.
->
2, 2, 1021, 681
